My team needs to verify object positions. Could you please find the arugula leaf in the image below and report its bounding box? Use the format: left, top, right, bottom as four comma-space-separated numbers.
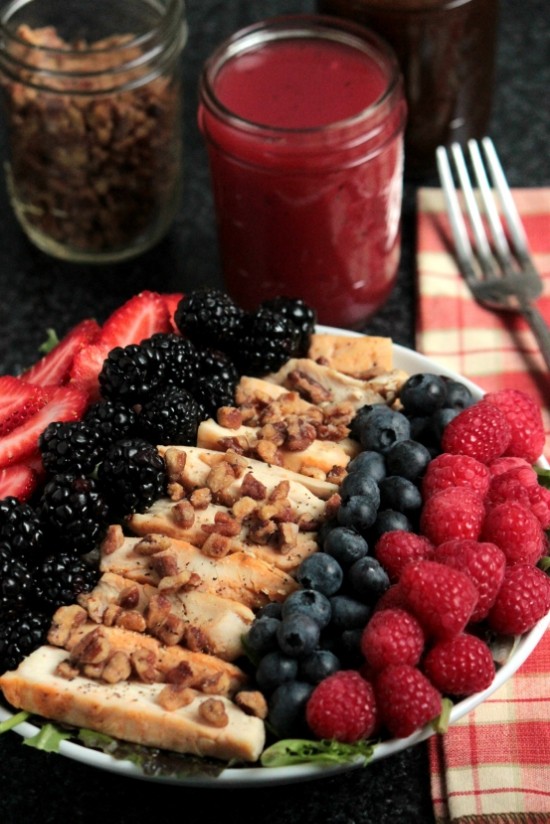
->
260, 737, 376, 768
535, 466, 550, 489
38, 328, 59, 354
23, 723, 72, 752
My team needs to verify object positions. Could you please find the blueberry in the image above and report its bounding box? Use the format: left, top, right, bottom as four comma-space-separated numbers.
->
323, 526, 369, 568
354, 405, 411, 453
346, 450, 386, 483
384, 439, 431, 481
337, 494, 379, 533
347, 556, 390, 603
378, 476, 422, 514
255, 651, 298, 693
298, 649, 341, 684
399, 373, 447, 416
431, 407, 460, 441
268, 681, 314, 738
281, 588, 332, 629
442, 378, 474, 410
329, 594, 372, 630
257, 601, 283, 619
276, 613, 321, 658
245, 615, 281, 658
370, 509, 412, 540
340, 471, 381, 506
335, 628, 365, 668
296, 553, 344, 596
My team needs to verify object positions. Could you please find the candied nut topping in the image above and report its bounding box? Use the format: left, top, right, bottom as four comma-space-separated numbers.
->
217, 406, 243, 430
201, 532, 233, 558
157, 570, 199, 593
55, 659, 80, 680
171, 499, 196, 529
277, 522, 299, 553
183, 625, 213, 655
198, 697, 229, 728
130, 648, 161, 683
102, 604, 123, 627
117, 584, 140, 611
235, 690, 269, 719
157, 684, 196, 712
286, 369, 333, 404
135, 534, 172, 556
167, 481, 186, 502
164, 447, 187, 482
48, 604, 88, 647
285, 417, 317, 452
201, 510, 241, 538
4, 25, 182, 256
189, 487, 212, 509
70, 628, 110, 665
196, 671, 231, 696
240, 472, 267, 501
115, 610, 147, 633
102, 651, 132, 684
151, 551, 179, 579
165, 660, 195, 686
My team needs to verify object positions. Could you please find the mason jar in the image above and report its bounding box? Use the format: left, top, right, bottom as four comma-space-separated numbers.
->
0, 0, 187, 262
198, 15, 407, 329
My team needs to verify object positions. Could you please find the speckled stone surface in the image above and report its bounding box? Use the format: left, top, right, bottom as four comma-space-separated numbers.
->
0, 1, 548, 821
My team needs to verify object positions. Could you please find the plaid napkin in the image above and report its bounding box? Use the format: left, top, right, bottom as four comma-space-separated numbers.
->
416, 187, 550, 823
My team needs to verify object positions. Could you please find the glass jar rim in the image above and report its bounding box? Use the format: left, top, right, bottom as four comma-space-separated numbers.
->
0, 0, 187, 91
200, 13, 404, 138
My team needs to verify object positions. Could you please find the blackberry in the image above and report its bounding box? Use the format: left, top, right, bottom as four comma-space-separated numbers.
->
237, 308, 301, 376
39, 420, 105, 476
99, 342, 166, 404
174, 287, 245, 350
137, 386, 205, 445
0, 497, 44, 562
37, 552, 100, 611
260, 296, 316, 355
196, 348, 240, 385
37, 475, 110, 555
0, 608, 50, 671
193, 374, 236, 418
83, 399, 138, 446
98, 438, 166, 516
0, 543, 33, 617
146, 333, 200, 390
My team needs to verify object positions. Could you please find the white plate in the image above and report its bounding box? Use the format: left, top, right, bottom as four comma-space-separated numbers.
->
1, 332, 549, 788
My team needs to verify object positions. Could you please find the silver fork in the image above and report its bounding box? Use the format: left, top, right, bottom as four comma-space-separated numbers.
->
436, 137, 550, 371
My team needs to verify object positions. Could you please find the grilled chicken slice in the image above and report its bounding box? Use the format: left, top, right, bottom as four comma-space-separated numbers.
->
48, 613, 248, 688
196, 418, 359, 476
307, 332, 393, 378
77, 572, 254, 661
0, 646, 265, 763
100, 532, 298, 608
160, 445, 339, 500
265, 357, 407, 408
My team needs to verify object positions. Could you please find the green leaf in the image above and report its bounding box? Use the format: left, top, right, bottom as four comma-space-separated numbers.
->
0, 710, 30, 734
535, 466, 550, 489
260, 737, 375, 768
38, 328, 59, 354
432, 697, 453, 734
23, 723, 72, 753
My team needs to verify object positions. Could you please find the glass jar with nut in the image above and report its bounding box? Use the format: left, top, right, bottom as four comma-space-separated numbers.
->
0, 0, 187, 263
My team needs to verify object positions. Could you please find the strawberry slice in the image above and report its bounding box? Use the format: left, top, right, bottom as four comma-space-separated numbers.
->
0, 377, 55, 436
0, 385, 89, 468
0, 463, 39, 502
100, 291, 172, 349
160, 292, 184, 333
69, 341, 112, 403
21, 318, 101, 387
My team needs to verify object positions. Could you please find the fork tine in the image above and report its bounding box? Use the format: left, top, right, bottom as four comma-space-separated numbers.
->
435, 145, 476, 279
467, 139, 514, 276
450, 142, 494, 276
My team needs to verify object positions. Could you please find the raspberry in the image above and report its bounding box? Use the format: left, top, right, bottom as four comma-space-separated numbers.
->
420, 486, 485, 545
481, 501, 547, 566
374, 530, 434, 582
434, 539, 506, 622
374, 664, 442, 739
485, 389, 545, 463
360, 608, 425, 671
374, 584, 409, 613
399, 560, 478, 639
441, 400, 511, 463
488, 565, 550, 635
485, 468, 550, 528
488, 456, 532, 477
421, 453, 491, 500
527, 484, 550, 529
423, 634, 495, 697
305, 670, 378, 743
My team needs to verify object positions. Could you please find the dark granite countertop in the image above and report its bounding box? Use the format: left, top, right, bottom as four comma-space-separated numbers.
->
0, 1, 548, 822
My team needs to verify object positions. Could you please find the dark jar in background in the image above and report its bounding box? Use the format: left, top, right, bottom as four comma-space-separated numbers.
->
318, 0, 499, 180
0, 0, 187, 263
198, 15, 407, 329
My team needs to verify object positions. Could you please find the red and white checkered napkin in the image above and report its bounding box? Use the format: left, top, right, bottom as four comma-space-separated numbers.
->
416, 187, 550, 823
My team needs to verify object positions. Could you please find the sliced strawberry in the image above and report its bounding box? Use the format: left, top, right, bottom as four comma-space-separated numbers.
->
0, 378, 56, 436
160, 292, 184, 333
0, 463, 39, 502
21, 318, 101, 387
0, 385, 89, 468
69, 341, 112, 403
100, 291, 171, 349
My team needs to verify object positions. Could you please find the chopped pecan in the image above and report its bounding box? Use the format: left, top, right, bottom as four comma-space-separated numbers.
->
217, 406, 243, 429
135, 534, 172, 556
151, 551, 179, 579
70, 628, 110, 665
201, 510, 241, 538
269, 480, 290, 502
157, 684, 196, 711
259, 422, 286, 447
102, 651, 132, 684
218, 436, 247, 455
164, 447, 187, 483
55, 659, 80, 680
248, 519, 278, 544
183, 625, 213, 655
285, 417, 316, 452
255, 438, 282, 466
171, 499, 195, 529
158, 570, 200, 593
48, 604, 88, 647
240, 472, 267, 501
115, 610, 147, 633
286, 369, 332, 404
326, 465, 347, 485
189, 487, 212, 509
277, 521, 299, 553
198, 698, 229, 728
232, 495, 258, 520
145, 593, 172, 633
201, 532, 233, 558
153, 613, 186, 646
235, 690, 269, 719
206, 461, 237, 495
130, 648, 161, 683
167, 481, 186, 501
117, 584, 140, 610
102, 604, 122, 627
195, 671, 231, 696
325, 492, 343, 521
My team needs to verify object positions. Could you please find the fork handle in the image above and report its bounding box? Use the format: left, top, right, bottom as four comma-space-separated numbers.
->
519, 301, 550, 372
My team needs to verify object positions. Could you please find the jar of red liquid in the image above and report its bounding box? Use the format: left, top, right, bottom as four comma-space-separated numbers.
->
198, 15, 406, 329
317, 0, 499, 180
